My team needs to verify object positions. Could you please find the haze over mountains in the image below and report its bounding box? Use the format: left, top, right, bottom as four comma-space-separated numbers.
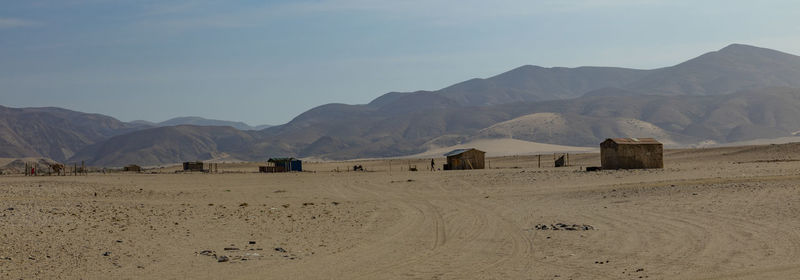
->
5, 44, 800, 166
132, 117, 272, 131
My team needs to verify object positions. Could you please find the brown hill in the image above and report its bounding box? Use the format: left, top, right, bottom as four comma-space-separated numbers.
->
8, 44, 800, 165
69, 125, 259, 166
435, 66, 650, 106
255, 87, 800, 160
0, 105, 150, 161
626, 44, 800, 96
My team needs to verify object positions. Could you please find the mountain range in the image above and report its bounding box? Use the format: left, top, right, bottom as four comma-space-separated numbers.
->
5, 44, 800, 167
131, 117, 272, 131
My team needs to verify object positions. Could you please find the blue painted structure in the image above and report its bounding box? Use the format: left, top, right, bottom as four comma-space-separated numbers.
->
267, 158, 302, 172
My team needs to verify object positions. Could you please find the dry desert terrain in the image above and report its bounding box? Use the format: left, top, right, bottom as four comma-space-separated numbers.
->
3, 144, 800, 279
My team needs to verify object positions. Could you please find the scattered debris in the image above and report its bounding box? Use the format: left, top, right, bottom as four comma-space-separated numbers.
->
274, 247, 287, 253
282, 204, 290, 208
198, 250, 215, 256
586, 166, 602, 172
102, 251, 112, 256
223, 247, 240, 251
248, 241, 256, 245
239, 202, 248, 207
532, 223, 594, 231
390, 179, 415, 183
217, 256, 229, 262
331, 202, 340, 206
303, 202, 315, 206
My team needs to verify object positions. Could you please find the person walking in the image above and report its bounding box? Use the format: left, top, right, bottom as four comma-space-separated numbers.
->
430, 158, 435, 171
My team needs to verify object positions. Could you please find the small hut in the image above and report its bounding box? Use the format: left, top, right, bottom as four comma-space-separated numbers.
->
183, 161, 205, 172
443, 148, 485, 170
600, 138, 663, 169
123, 164, 142, 172
262, 158, 302, 172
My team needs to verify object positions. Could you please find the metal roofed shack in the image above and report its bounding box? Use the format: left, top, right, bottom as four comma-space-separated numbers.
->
600, 138, 663, 169
443, 148, 485, 170
183, 161, 205, 172
262, 158, 302, 173
123, 164, 142, 172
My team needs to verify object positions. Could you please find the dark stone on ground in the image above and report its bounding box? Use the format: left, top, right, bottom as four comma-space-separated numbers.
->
199, 250, 214, 256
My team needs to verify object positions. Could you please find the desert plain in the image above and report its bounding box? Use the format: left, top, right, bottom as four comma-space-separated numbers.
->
2, 143, 800, 279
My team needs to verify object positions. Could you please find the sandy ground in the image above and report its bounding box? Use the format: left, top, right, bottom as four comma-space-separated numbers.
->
3, 144, 800, 279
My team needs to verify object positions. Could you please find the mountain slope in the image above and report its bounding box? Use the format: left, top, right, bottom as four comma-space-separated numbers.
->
9, 44, 800, 164
159, 116, 267, 131
627, 44, 800, 96
70, 125, 258, 166
436, 66, 650, 106
259, 87, 800, 160
0, 106, 150, 161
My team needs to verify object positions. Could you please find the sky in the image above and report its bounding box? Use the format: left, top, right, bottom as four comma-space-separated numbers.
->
2, 0, 800, 126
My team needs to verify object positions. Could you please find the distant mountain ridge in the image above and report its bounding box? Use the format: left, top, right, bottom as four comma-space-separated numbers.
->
133, 116, 271, 131
5, 44, 800, 166
625, 44, 800, 96
0, 105, 149, 161
69, 125, 258, 166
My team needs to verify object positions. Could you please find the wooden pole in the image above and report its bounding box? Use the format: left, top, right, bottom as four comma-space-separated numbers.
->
538, 155, 541, 168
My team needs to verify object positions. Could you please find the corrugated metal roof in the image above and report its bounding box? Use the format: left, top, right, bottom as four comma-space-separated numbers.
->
443, 148, 484, 157
605, 138, 661, 144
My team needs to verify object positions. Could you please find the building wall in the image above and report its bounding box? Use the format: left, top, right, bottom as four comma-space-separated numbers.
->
123, 165, 141, 172
183, 162, 204, 171
601, 142, 663, 169
259, 166, 282, 173
446, 150, 485, 170
267, 160, 302, 172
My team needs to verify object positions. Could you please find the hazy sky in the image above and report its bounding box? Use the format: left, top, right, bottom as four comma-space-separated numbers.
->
2, 0, 799, 125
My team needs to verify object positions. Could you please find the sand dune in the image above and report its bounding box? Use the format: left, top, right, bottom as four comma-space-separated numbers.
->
410, 137, 596, 158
